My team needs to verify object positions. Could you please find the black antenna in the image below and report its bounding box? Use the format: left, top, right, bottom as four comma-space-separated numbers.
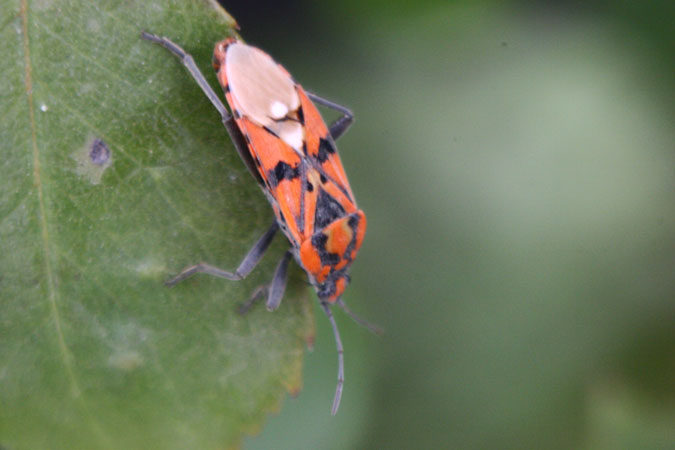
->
321, 302, 344, 415
337, 297, 384, 335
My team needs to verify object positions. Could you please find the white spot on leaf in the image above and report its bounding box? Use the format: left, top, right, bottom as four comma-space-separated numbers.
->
135, 258, 167, 277
87, 18, 100, 33
108, 350, 144, 371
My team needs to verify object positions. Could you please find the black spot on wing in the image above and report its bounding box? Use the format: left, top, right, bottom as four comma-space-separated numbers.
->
268, 161, 300, 186
311, 233, 340, 266
343, 213, 361, 262
348, 214, 358, 228
263, 125, 279, 137
316, 137, 336, 163
298, 162, 307, 234
314, 188, 345, 231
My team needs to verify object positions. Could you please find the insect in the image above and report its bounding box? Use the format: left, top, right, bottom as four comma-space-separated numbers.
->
141, 32, 380, 414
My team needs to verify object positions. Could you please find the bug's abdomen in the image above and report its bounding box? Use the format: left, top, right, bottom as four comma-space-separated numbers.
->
299, 210, 366, 300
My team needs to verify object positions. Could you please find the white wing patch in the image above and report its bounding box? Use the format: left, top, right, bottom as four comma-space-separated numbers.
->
226, 42, 304, 152
277, 121, 304, 151
270, 101, 289, 119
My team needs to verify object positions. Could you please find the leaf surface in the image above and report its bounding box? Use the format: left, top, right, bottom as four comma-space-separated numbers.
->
0, 1, 313, 448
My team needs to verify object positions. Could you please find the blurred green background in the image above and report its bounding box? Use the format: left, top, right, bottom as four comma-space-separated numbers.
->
218, 1, 675, 449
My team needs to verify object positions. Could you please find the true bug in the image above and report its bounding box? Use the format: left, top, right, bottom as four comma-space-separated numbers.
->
141, 32, 380, 414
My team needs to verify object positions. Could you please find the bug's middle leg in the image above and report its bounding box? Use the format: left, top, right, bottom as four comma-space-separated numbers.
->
305, 91, 354, 141
165, 222, 278, 286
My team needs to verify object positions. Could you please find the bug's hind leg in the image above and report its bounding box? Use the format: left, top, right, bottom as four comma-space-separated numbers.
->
165, 222, 278, 286
265, 250, 293, 311
237, 285, 268, 315
305, 91, 354, 141
237, 250, 293, 314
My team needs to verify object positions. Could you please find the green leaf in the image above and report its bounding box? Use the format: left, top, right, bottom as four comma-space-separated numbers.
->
0, 1, 314, 448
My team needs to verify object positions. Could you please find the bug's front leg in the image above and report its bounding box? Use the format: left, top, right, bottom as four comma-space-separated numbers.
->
141, 32, 265, 185
141, 32, 230, 119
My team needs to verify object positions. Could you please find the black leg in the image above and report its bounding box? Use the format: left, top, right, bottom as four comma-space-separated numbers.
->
141, 32, 264, 184
321, 302, 345, 415
141, 32, 230, 119
223, 115, 265, 184
236, 250, 293, 313
306, 91, 354, 141
165, 222, 278, 286
266, 250, 293, 311
237, 285, 268, 315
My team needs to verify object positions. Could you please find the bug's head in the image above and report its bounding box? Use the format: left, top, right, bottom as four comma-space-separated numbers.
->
299, 211, 366, 303
315, 270, 351, 303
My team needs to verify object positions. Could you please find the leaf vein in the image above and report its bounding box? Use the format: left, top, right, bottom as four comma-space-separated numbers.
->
20, 0, 80, 397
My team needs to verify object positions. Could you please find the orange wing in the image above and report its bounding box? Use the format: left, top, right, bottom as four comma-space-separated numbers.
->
216, 39, 358, 246
298, 89, 355, 204
237, 116, 305, 243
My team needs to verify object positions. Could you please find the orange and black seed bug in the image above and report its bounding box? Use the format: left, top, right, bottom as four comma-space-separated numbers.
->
141, 32, 381, 414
